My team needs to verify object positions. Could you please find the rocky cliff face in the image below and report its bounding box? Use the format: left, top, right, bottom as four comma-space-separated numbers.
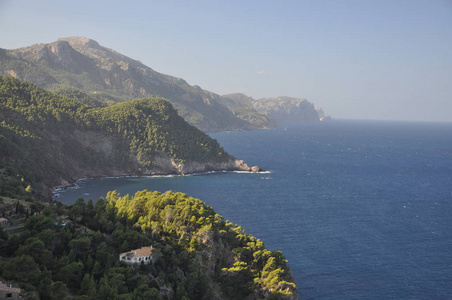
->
223, 94, 329, 123
254, 96, 328, 122
195, 230, 298, 300
53, 134, 259, 193
219, 93, 278, 128
35, 125, 262, 198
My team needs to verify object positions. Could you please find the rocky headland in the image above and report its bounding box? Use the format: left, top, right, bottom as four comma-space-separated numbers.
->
0, 76, 261, 200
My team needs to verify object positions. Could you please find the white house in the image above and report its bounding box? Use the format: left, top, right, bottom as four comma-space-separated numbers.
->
0, 282, 23, 299
119, 246, 153, 265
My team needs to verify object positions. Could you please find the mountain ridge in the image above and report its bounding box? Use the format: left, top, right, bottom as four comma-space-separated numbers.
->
0, 38, 258, 131
1, 37, 328, 131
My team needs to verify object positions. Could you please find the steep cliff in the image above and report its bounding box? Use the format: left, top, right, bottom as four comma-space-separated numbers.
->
222, 94, 329, 123
219, 93, 278, 128
254, 96, 327, 122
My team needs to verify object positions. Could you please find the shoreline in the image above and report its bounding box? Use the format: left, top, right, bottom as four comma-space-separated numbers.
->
52, 169, 271, 199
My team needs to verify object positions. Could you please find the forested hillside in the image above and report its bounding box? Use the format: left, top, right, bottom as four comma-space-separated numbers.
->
0, 76, 252, 199
0, 190, 297, 299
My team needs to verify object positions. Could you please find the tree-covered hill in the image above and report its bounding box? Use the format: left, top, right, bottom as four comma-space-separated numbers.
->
0, 190, 297, 299
0, 76, 254, 199
53, 87, 108, 108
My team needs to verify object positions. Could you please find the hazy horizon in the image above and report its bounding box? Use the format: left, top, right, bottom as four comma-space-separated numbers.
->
1, 0, 451, 122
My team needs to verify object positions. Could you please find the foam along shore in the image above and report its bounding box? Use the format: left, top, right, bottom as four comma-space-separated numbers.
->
52, 159, 265, 199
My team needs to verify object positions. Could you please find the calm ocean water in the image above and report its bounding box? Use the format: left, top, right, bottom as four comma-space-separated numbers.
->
55, 120, 452, 299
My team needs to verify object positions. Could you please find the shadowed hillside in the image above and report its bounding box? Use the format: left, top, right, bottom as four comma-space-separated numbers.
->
0, 76, 255, 199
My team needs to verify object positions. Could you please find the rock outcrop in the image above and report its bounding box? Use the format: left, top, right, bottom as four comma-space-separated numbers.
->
173, 159, 262, 175
253, 96, 329, 122
222, 93, 330, 123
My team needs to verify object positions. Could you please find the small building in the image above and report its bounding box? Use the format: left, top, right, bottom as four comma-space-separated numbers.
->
0, 218, 11, 228
0, 282, 23, 299
119, 246, 153, 265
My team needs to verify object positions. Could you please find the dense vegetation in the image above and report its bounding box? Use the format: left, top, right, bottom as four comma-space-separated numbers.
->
96, 98, 230, 165
0, 75, 298, 298
54, 87, 109, 108
0, 190, 297, 299
0, 76, 233, 199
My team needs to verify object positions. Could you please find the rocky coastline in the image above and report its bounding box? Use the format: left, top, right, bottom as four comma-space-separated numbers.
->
51, 158, 263, 199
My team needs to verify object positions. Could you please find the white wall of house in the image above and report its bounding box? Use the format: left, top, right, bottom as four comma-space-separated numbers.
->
119, 253, 152, 264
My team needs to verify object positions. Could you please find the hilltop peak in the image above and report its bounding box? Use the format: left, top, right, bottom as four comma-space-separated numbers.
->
58, 37, 101, 49
47, 40, 74, 54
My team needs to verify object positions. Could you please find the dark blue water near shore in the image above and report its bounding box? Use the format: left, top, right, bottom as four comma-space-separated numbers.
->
55, 120, 452, 299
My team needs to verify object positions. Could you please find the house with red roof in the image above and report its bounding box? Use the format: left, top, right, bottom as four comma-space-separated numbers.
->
119, 246, 153, 265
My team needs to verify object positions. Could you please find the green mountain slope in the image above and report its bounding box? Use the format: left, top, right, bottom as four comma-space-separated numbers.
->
0, 76, 255, 199
0, 190, 298, 299
0, 37, 275, 131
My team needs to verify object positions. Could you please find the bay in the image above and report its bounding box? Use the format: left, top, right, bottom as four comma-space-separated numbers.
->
55, 120, 452, 299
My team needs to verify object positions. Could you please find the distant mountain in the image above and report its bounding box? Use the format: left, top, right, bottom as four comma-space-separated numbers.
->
217, 93, 278, 128
0, 37, 276, 131
222, 94, 330, 123
0, 37, 329, 131
0, 76, 256, 199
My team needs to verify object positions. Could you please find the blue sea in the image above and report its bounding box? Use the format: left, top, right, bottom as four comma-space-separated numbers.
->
55, 120, 452, 299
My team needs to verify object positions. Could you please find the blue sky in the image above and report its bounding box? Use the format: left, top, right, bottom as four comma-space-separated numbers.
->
1, 0, 451, 121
